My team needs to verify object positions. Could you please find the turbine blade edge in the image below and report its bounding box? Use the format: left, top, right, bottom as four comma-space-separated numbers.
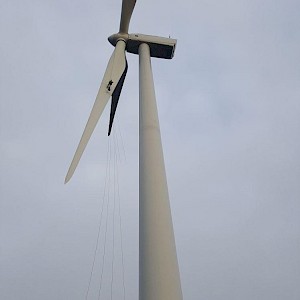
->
119, 0, 137, 33
108, 58, 128, 136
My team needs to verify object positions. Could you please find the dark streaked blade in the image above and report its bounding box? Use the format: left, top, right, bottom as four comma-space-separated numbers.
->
108, 59, 128, 136
119, 0, 137, 33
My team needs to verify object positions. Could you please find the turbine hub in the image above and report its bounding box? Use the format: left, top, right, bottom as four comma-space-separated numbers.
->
108, 33, 129, 46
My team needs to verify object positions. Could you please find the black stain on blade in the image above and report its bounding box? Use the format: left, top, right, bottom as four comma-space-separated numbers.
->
108, 59, 128, 136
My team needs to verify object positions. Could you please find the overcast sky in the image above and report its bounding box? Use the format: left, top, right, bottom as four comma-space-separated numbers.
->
1, 0, 300, 299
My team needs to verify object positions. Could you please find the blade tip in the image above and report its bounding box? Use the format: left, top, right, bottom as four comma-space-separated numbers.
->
64, 174, 71, 184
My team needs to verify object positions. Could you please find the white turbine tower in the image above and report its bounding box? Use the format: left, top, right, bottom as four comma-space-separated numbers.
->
65, 1, 182, 299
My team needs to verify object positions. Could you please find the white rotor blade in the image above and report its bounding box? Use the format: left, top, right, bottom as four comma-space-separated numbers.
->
65, 40, 126, 183
119, 0, 136, 33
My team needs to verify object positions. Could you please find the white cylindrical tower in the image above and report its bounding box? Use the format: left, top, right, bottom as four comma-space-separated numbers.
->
139, 43, 182, 300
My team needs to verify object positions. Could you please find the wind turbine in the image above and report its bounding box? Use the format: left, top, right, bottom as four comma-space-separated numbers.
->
65, 1, 182, 299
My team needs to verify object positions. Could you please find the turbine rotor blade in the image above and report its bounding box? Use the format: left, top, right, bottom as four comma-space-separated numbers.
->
119, 0, 136, 33
108, 58, 128, 136
65, 40, 127, 183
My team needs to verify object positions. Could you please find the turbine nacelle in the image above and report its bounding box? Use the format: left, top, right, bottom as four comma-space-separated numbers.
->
108, 33, 177, 59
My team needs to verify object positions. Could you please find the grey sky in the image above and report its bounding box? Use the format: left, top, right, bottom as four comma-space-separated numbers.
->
1, 0, 300, 299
